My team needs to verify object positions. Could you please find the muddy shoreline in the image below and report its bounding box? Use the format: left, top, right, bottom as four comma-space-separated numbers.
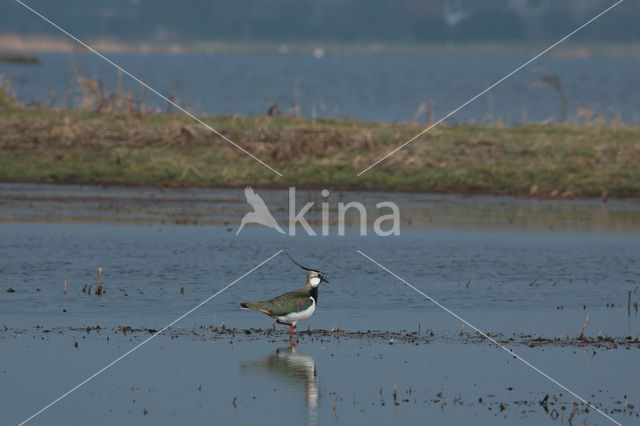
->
4, 324, 639, 351
2, 182, 640, 230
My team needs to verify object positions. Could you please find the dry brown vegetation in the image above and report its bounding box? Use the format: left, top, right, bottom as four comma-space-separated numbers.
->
1, 75, 639, 197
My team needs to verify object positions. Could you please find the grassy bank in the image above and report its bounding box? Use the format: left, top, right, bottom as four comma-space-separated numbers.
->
1, 103, 639, 197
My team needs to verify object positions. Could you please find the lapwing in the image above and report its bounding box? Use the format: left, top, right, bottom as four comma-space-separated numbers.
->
240, 252, 328, 339
241, 347, 318, 409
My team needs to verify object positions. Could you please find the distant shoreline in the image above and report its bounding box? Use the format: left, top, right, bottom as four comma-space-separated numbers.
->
2, 33, 640, 58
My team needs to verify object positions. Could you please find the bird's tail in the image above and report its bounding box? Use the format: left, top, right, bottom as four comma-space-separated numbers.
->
240, 303, 251, 310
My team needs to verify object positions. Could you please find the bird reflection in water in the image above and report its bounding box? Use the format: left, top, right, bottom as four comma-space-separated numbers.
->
241, 346, 318, 424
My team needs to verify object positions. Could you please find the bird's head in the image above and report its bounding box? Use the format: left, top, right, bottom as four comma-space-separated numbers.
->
307, 270, 329, 287
283, 251, 329, 288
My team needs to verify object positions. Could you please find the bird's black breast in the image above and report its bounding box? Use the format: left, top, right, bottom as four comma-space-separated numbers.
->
310, 286, 318, 305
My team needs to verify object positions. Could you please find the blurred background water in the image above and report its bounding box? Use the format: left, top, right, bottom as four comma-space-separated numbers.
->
2, 52, 639, 124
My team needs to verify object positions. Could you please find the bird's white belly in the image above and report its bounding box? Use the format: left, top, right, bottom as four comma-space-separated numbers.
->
276, 297, 316, 325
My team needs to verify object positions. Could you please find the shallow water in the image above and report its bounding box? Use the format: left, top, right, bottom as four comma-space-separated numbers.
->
1, 184, 639, 425
1, 222, 639, 334
3, 183, 640, 231
1, 216, 639, 332
2, 329, 639, 425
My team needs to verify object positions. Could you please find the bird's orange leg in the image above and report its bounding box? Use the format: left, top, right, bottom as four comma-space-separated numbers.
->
275, 320, 298, 343
289, 326, 298, 347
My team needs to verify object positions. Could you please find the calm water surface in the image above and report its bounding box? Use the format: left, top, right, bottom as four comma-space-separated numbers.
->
2, 53, 639, 123
3, 332, 638, 425
1, 223, 639, 335
1, 185, 639, 425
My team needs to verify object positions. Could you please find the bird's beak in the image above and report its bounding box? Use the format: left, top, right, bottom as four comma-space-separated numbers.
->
321, 276, 329, 283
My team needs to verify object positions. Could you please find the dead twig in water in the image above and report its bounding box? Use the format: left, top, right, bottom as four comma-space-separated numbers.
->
96, 267, 103, 296
539, 394, 549, 412
63, 280, 67, 295
578, 312, 590, 340
393, 375, 399, 406
567, 404, 578, 425
232, 396, 238, 409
